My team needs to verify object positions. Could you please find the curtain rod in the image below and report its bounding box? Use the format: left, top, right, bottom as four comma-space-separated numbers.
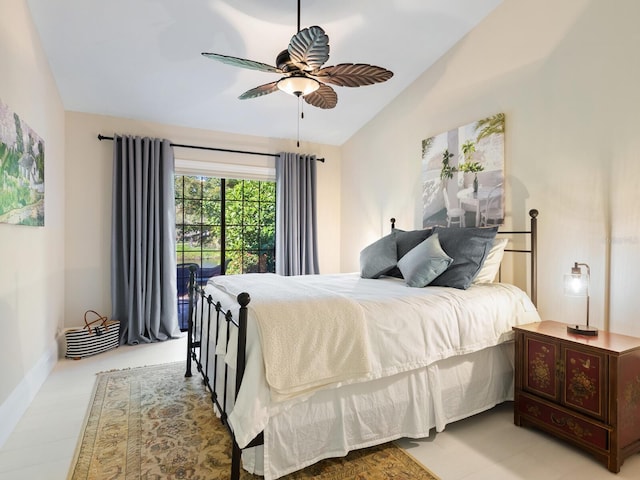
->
97, 134, 325, 163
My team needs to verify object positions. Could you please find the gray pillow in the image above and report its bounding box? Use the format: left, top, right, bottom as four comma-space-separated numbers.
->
360, 232, 397, 279
429, 226, 499, 289
387, 228, 433, 278
397, 233, 453, 287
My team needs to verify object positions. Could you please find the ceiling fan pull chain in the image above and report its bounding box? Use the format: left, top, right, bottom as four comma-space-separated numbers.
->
297, 97, 301, 147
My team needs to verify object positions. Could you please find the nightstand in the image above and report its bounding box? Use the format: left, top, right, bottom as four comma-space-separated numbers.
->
513, 320, 640, 473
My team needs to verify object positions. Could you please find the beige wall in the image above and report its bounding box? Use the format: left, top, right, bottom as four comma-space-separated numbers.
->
0, 0, 66, 440
64, 112, 342, 326
341, 0, 640, 337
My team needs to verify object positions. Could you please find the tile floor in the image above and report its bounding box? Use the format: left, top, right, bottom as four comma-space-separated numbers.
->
0, 335, 187, 480
1, 335, 639, 479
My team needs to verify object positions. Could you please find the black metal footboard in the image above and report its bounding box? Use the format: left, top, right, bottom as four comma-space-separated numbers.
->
184, 266, 263, 480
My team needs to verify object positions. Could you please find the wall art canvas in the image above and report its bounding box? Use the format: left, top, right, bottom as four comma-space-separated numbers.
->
421, 113, 504, 228
0, 98, 45, 226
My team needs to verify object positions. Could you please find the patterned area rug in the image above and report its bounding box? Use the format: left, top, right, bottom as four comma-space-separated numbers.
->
69, 362, 439, 480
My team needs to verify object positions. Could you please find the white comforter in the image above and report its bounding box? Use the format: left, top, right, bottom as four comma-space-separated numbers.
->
205, 273, 540, 449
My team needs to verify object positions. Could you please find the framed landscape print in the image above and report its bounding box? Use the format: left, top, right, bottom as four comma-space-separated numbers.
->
0, 98, 45, 226
421, 113, 504, 228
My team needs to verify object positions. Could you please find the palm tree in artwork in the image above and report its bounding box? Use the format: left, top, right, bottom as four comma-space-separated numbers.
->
475, 113, 505, 142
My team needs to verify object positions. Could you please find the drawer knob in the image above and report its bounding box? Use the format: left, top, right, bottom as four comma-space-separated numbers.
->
550, 413, 566, 427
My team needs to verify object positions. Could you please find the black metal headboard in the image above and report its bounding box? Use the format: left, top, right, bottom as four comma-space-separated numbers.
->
389, 208, 538, 306
498, 209, 538, 306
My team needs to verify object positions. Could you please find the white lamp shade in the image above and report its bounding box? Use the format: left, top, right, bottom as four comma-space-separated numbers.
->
277, 76, 320, 96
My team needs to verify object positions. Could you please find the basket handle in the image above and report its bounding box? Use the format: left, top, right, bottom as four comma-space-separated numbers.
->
83, 310, 109, 335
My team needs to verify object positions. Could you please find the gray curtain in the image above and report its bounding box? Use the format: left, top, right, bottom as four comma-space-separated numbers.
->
275, 152, 319, 275
111, 135, 180, 344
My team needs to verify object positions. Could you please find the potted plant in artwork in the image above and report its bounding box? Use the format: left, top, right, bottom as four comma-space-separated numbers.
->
439, 149, 456, 182
459, 161, 484, 193
459, 140, 483, 193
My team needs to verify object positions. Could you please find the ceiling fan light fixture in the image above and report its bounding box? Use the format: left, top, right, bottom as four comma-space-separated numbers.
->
277, 75, 320, 97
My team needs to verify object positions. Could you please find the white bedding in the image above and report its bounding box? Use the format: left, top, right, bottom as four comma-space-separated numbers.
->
208, 274, 370, 401
204, 272, 540, 457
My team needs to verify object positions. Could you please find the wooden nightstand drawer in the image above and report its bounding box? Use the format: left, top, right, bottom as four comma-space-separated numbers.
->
518, 393, 609, 450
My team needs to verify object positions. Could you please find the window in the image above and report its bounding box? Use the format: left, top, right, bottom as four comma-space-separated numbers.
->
175, 175, 276, 278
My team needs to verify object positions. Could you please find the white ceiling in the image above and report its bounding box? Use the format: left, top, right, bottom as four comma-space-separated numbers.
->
26, 0, 501, 146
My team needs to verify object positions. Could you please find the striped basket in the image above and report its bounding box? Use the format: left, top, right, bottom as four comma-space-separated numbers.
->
65, 310, 120, 360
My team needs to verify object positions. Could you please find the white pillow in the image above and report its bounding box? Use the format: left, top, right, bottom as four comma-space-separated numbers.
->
473, 237, 509, 284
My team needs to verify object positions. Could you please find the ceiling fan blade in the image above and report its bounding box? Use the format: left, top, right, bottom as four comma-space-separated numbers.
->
239, 81, 280, 100
202, 52, 281, 73
312, 63, 393, 87
288, 26, 330, 72
303, 83, 337, 109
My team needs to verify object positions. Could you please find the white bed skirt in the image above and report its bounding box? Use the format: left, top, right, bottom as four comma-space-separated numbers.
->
234, 341, 515, 479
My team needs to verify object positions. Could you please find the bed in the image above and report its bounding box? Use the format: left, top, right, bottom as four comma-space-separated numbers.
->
185, 209, 540, 479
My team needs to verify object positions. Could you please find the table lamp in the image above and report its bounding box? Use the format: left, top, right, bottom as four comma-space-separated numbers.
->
564, 262, 598, 336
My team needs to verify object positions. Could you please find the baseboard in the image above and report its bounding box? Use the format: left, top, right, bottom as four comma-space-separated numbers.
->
0, 337, 59, 448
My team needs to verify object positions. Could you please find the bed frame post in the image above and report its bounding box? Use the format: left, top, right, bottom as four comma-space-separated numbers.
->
185, 264, 198, 378
529, 209, 538, 307
235, 292, 251, 395
230, 292, 251, 479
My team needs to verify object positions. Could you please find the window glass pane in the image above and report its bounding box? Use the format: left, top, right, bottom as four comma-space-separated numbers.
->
184, 199, 202, 224
176, 227, 185, 246
243, 180, 260, 200
202, 226, 221, 249
260, 225, 275, 248
202, 177, 221, 200
226, 251, 243, 275
264, 252, 275, 273
243, 226, 259, 250
182, 225, 202, 251
226, 179, 243, 200
260, 202, 275, 225
225, 200, 243, 225
226, 225, 243, 249
243, 201, 260, 225
183, 176, 202, 198
175, 197, 185, 218
260, 181, 276, 201
202, 200, 221, 225
244, 251, 261, 273
201, 250, 221, 268
174, 175, 184, 199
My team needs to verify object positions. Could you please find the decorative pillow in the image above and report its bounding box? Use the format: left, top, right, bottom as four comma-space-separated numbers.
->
429, 226, 499, 289
473, 238, 509, 284
359, 232, 398, 279
387, 228, 433, 278
397, 233, 453, 287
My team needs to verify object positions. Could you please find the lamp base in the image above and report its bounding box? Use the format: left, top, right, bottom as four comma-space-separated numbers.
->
567, 324, 598, 336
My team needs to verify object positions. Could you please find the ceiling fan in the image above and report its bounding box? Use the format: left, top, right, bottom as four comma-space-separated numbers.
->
201, 0, 393, 109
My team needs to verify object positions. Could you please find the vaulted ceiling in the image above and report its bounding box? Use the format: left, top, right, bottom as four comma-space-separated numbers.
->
27, 0, 501, 145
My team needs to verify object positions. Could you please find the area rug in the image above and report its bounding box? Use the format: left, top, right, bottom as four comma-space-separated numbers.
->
69, 362, 439, 480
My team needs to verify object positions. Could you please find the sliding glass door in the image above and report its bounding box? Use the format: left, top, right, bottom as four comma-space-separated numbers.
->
175, 174, 276, 329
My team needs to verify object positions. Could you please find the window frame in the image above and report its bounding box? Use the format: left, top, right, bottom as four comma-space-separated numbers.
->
174, 166, 276, 274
